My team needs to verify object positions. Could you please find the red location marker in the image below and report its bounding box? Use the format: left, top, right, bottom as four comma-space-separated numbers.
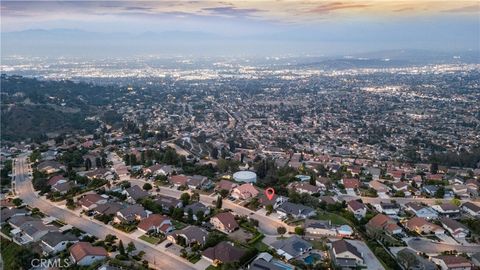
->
265, 187, 275, 201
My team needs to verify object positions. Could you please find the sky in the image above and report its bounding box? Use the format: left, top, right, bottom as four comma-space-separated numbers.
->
1, 1, 479, 57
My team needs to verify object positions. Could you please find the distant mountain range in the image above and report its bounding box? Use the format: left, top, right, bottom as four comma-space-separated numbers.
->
2, 28, 479, 60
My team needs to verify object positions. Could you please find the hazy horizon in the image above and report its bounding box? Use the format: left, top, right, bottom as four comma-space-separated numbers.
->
1, 1, 479, 58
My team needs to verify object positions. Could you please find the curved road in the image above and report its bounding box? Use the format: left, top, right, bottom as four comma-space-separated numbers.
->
405, 238, 480, 255
14, 155, 195, 270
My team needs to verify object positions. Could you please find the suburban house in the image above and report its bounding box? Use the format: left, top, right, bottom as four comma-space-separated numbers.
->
466, 179, 480, 197
114, 204, 150, 224
270, 235, 312, 261
396, 248, 437, 270
77, 194, 108, 211
289, 182, 323, 195
215, 180, 237, 194
92, 202, 123, 216
451, 184, 469, 198
331, 240, 364, 268
369, 180, 390, 197
11, 220, 58, 245
432, 203, 461, 219
144, 164, 175, 176
202, 241, 245, 266
167, 226, 208, 247
51, 181, 75, 194
404, 217, 444, 235
123, 185, 149, 203
187, 175, 211, 190
258, 193, 288, 209
154, 195, 183, 211
277, 202, 316, 219
39, 231, 78, 254
374, 202, 400, 216
316, 177, 331, 190
183, 202, 210, 220
69, 242, 108, 266
404, 202, 438, 219
347, 200, 367, 219
366, 214, 403, 236
211, 212, 239, 233
169, 175, 189, 187
392, 181, 409, 192
47, 175, 68, 187
0, 208, 28, 225
462, 202, 480, 217
304, 219, 336, 236
440, 218, 470, 238
37, 161, 65, 174
431, 255, 473, 270
231, 183, 259, 200
422, 185, 440, 196
249, 255, 285, 270
137, 214, 173, 234
85, 168, 112, 180
342, 178, 360, 193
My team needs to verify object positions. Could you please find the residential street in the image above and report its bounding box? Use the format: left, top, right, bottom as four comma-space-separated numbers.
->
14, 154, 196, 270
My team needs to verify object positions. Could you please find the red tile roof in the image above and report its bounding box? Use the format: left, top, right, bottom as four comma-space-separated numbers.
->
138, 214, 170, 231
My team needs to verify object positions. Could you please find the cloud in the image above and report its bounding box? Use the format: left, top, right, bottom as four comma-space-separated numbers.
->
308, 2, 370, 14
442, 4, 479, 13
123, 6, 154, 11
202, 6, 262, 17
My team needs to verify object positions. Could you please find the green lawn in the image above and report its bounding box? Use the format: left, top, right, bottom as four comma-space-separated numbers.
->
139, 235, 162, 245
254, 241, 270, 252
187, 253, 201, 264
315, 211, 350, 225
206, 265, 220, 270
1, 237, 38, 270
172, 220, 187, 230
310, 240, 328, 251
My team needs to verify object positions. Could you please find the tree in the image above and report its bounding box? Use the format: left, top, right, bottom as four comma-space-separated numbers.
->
196, 210, 204, 223
187, 209, 194, 224
435, 186, 445, 198
309, 176, 316, 186
12, 198, 23, 207
105, 234, 117, 244
451, 198, 461, 207
173, 207, 184, 220
211, 148, 219, 159
294, 227, 305, 235
180, 192, 190, 206
85, 158, 92, 171
277, 226, 287, 235
216, 196, 222, 209
430, 162, 439, 174
118, 240, 125, 255
219, 189, 229, 198
191, 192, 200, 202
204, 232, 228, 249
143, 183, 152, 191
266, 204, 274, 214
127, 241, 136, 254
66, 198, 75, 209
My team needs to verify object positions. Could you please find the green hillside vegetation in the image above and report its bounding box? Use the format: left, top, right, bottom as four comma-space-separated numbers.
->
1, 75, 125, 141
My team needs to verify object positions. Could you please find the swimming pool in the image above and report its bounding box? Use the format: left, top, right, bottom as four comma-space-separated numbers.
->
304, 253, 322, 265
